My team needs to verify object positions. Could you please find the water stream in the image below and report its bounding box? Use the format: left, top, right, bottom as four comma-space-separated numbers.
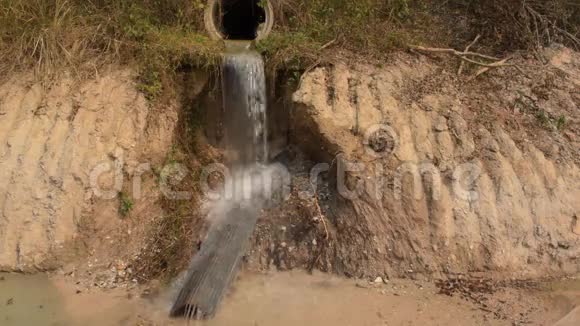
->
0, 273, 66, 325
170, 41, 271, 319
222, 41, 268, 166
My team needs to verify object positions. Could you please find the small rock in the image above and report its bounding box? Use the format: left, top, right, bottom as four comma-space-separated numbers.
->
6, 298, 13, 305
280, 242, 287, 248
374, 277, 384, 284
312, 239, 317, 246
434, 117, 449, 132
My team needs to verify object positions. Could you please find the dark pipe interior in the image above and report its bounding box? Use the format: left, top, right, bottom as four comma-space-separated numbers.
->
220, 0, 265, 40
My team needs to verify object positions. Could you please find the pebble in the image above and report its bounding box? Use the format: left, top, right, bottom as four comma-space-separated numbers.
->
434, 117, 449, 131
374, 277, 384, 284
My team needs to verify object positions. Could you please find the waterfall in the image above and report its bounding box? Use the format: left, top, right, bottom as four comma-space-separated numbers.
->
222, 44, 268, 165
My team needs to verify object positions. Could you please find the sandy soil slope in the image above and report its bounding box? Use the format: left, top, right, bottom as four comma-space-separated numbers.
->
0, 69, 178, 271
253, 46, 580, 279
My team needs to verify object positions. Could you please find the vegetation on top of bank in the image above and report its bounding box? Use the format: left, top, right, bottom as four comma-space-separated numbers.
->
0, 0, 578, 89
0, 0, 220, 81
258, 0, 579, 68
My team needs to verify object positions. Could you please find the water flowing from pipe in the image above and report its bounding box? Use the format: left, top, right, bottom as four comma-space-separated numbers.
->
170, 41, 273, 320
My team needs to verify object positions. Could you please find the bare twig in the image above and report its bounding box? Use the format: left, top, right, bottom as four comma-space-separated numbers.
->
313, 195, 329, 240
460, 56, 512, 68
524, 4, 580, 49
469, 57, 512, 81
409, 45, 500, 61
410, 44, 513, 79
458, 34, 481, 75
320, 37, 338, 50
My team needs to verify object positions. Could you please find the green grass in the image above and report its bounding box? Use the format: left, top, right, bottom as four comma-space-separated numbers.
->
1, 0, 577, 89
256, 0, 421, 69
0, 0, 221, 83
119, 191, 134, 217
0, 0, 431, 77
556, 115, 568, 131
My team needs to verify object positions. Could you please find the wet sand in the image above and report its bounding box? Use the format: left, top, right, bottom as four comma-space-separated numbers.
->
1, 271, 579, 325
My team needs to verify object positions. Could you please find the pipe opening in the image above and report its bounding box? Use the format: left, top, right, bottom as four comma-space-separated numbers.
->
220, 0, 265, 40
205, 0, 273, 41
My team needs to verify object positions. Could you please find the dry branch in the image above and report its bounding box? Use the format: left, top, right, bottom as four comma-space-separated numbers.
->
469, 57, 512, 81
460, 55, 512, 68
410, 45, 500, 61
458, 34, 481, 75
524, 5, 580, 49
313, 195, 329, 240
409, 43, 513, 78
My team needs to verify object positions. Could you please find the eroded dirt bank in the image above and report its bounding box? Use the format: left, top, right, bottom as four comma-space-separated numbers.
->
0, 46, 578, 325
251, 46, 580, 280
0, 69, 182, 271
